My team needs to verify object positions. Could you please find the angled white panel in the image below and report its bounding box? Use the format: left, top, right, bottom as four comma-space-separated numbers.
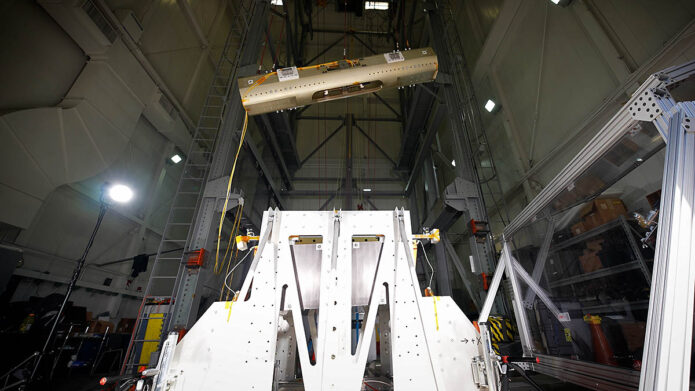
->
4, 107, 67, 185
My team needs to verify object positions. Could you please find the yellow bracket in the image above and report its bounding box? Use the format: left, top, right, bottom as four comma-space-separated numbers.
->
413, 228, 440, 244
235, 235, 260, 251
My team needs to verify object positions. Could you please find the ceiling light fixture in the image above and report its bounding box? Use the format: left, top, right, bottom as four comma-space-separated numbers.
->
365, 1, 389, 10
451, 160, 456, 167
271, 0, 283, 5
484, 99, 496, 112
363, 188, 372, 192
108, 184, 134, 203
551, 0, 560, 4
170, 154, 182, 164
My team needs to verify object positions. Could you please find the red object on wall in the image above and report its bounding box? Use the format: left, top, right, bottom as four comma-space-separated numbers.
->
177, 328, 187, 342
187, 249, 206, 267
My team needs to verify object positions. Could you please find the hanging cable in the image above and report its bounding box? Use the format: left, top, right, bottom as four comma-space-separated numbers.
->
258, 15, 273, 73
214, 111, 249, 274
343, 0, 348, 58
215, 201, 244, 275
222, 247, 255, 296
418, 240, 435, 289
272, 17, 286, 69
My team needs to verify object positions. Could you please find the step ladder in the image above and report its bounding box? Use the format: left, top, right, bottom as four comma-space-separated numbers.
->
120, 0, 256, 374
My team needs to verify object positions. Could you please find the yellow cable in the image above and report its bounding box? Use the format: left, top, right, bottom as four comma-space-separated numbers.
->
214, 201, 243, 274
215, 111, 248, 274
241, 58, 360, 103
222, 203, 243, 269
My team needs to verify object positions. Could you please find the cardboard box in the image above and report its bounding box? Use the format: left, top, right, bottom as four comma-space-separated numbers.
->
619, 321, 646, 352
89, 320, 114, 334
578, 198, 628, 231
117, 318, 136, 334
571, 221, 586, 236
582, 212, 602, 231
586, 239, 604, 252
575, 176, 606, 198
578, 250, 603, 273
594, 198, 627, 222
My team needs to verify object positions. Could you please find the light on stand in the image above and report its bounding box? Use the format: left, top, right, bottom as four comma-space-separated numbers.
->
29, 182, 134, 382
108, 184, 133, 203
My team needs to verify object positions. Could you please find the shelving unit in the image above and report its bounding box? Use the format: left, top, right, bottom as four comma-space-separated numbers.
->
546, 215, 652, 288
548, 260, 643, 289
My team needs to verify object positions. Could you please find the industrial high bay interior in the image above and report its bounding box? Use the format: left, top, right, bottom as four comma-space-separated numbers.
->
1, 0, 695, 390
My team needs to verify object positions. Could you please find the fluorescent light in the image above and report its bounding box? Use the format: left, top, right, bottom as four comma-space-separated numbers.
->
550, 0, 560, 3
170, 154, 182, 164
484, 99, 496, 112
271, 0, 283, 5
451, 160, 456, 167
365, 1, 389, 10
363, 188, 372, 192
108, 184, 133, 203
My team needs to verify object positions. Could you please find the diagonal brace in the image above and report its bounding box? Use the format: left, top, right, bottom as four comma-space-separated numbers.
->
354, 123, 397, 167
373, 92, 401, 119
300, 121, 345, 166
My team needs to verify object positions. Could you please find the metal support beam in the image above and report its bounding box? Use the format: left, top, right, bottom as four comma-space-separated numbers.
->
293, 177, 402, 183
264, 23, 280, 68
640, 103, 695, 391
404, 103, 446, 194
297, 116, 401, 122
318, 189, 339, 211
169, 0, 271, 330
299, 121, 345, 166
344, 114, 353, 209
422, 2, 499, 276
351, 34, 377, 55
258, 114, 293, 188
364, 197, 378, 211
306, 35, 344, 65
433, 241, 451, 296
512, 258, 565, 323
523, 217, 555, 305
311, 28, 392, 37
282, 1, 298, 65
282, 190, 403, 197
501, 242, 533, 356
244, 133, 288, 209
372, 92, 401, 119
353, 123, 397, 167
442, 234, 480, 311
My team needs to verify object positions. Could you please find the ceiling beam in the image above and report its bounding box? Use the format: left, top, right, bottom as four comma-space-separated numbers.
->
293, 177, 403, 182
282, 190, 404, 197
312, 28, 393, 37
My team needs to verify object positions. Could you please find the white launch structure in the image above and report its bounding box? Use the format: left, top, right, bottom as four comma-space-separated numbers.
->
150, 209, 495, 391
